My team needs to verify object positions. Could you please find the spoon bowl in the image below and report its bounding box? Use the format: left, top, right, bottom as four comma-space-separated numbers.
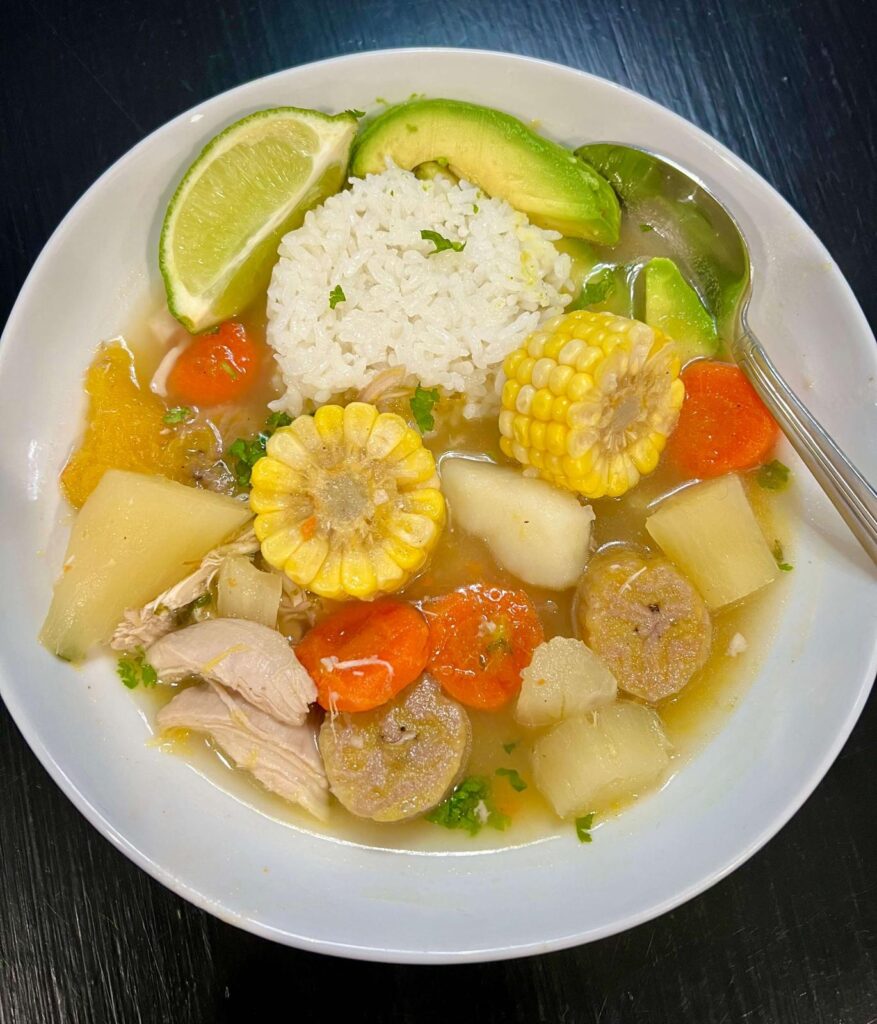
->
578, 143, 877, 565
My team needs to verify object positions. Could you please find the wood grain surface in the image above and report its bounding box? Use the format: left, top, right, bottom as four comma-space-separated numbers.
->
1, 1, 875, 1021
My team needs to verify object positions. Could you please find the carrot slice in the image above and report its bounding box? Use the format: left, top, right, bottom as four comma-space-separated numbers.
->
667, 361, 779, 478
425, 585, 544, 711
297, 599, 429, 713
167, 321, 261, 407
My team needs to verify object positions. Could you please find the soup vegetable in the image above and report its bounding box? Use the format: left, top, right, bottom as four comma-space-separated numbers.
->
40, 98, 793, 844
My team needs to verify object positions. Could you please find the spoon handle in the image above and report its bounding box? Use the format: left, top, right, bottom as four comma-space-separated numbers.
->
732, 324, 877, 566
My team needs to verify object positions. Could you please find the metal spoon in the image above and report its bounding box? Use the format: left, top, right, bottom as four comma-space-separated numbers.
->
577, 143, 877, 566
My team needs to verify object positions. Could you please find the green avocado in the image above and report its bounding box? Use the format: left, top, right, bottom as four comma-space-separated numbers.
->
643, 257, 719, 363
351, 99, 621, 244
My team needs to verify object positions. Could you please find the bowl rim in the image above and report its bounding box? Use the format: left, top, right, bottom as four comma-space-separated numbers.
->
2, 46, 876, 963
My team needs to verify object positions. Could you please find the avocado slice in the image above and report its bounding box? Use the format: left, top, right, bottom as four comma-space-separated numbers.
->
643, 258, 719, 363
351, 99, 621, 244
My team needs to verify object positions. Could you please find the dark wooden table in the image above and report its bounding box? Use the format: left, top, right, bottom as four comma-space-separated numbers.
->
2, 1, 875, 1020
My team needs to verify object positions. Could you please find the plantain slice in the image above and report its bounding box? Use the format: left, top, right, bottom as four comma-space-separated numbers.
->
576, 546, 711, 703
319, 676, 471, 822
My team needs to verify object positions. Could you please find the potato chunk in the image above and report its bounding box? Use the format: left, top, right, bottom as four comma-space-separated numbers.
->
515, 637, 617, 727
531, 703, 671, 818
41, 470, 252, 660
440, 458, 594, 590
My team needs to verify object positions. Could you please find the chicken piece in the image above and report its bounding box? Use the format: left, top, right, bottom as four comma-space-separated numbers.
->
157, 684, 329, 820
112, 526, 260, 652
147, 618, 316, 726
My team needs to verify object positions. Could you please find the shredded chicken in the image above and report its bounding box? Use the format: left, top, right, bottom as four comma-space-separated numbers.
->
111, 526, 259, 652
146, 617, 316, 726
355, 367, 411, 408
157, 684, 329, 820
277, 575, 321, 642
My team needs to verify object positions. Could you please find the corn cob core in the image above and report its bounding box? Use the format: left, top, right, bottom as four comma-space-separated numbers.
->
250, 402, 445, 600
498, 310, 684, 498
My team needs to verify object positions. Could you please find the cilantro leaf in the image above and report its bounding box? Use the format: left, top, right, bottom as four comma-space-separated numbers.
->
575, 812, 596, 843
426, 776, 509, 835
496, 767, 527, 792
228, 411, 294, 489
265, 411, 292, 432
570, 267, 616, 311
502, 740, 519, 754
758, 460, 791, 491
772, 540, 794, 572
639, 223, 654, 233
163, 406, 192, 425
420, 229, 466, 254
116, 647, 158, 690
329, 284, 346, 310
409, 385, 439, 433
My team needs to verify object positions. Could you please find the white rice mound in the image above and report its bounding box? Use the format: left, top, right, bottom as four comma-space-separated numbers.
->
266, 165, 572, 418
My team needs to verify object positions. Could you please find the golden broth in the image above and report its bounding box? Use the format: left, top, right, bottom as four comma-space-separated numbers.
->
118, 292, 791, 852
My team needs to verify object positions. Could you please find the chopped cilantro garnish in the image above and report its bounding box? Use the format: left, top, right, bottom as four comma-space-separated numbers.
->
575, 812, 596, 843
409, 385, 439, 433
571, 267, 616, 311
420, 229, 466, 254
265, 411, 292, 432
228, 412, 292, 488
758, 460, 791, 491
345, 108, 365, 118
502, 740, 519, 754
496, 767, 527, 792
219, 360, 239, 381
472, 203, 479, 213
329, 284, 346, 309
639, 223, 654, 232
772, 540, 794, 572
117, 647, 157, 690
163, 406, 192, 425
426, 777, 510, 835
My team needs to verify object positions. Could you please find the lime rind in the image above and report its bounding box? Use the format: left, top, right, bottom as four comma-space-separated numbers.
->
160, 106, 358, 332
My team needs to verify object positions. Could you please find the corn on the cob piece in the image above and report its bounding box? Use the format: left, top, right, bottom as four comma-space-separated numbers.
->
250, 403, 445, 600
498, 310, 684, 498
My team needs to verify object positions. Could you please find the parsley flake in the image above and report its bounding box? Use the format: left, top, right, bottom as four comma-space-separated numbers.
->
496, 767, 527, 792
772, 540, 794, 572
163, 406, 192, 425
420, 229, 466, 255
426, 777, 510, 835
329, 284, 346, 310
639, 223, 655, 233
117, 647, 158, 690
409, 385, 439, 433
502, 740, 519, 754
575, 813, 596, 843
758, 460, 791, 491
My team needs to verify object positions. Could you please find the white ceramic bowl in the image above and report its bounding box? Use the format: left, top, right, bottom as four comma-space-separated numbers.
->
1, 49, 875, 963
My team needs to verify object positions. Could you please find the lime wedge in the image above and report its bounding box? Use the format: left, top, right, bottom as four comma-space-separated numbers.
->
160, 107, 358, 331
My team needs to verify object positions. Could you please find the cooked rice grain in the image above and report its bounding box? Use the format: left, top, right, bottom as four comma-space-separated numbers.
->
266, 166, 571, 418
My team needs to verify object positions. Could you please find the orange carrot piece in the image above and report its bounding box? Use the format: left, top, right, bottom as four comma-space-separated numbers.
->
297, 599, 429, 713
425, 585, 544, 711
667, 361, 779, 478
167, 321, 261, 407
